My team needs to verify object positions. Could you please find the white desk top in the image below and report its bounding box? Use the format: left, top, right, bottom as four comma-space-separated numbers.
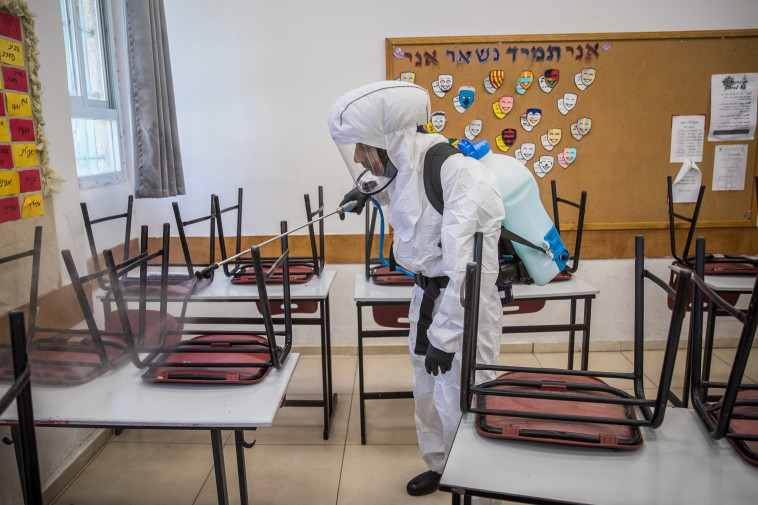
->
192, 269, 336, 301
441, 408, 758, 505
353, 273, 599, 303
0, 354, 299, 429
668, 264, 757, 293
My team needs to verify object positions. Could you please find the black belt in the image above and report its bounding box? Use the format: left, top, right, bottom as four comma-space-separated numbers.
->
413, 274, 449, 355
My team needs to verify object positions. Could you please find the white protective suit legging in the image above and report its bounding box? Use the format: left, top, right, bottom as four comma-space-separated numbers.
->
407, 279, 503, 473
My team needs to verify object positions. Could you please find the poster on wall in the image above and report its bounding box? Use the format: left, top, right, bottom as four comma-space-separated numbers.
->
708, 73, 758, 141
0, 2, 61, 224
387, 38, 606, 181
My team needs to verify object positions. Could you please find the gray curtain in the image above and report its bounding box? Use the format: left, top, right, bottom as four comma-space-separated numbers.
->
125, 0, 185, 198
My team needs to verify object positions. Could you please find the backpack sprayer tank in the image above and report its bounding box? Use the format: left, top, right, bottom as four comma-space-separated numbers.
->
457, 139, 569, 286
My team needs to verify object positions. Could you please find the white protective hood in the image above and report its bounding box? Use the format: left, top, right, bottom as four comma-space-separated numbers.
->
327, 81, 431, 240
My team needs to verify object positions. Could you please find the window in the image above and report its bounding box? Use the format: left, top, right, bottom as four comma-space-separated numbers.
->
61, 0, 125, 187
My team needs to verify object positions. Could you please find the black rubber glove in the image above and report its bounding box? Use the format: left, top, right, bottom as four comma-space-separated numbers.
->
339, 188, 370, 220
425, 344, 455, 376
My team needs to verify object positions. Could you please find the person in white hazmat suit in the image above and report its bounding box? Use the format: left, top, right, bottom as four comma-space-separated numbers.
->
328, 81, 504, 497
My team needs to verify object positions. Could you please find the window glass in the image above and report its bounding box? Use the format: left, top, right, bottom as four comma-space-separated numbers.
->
61, 0, 124, 186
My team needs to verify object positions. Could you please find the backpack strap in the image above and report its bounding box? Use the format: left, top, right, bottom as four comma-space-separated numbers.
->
423, 142, 548, 259
423, 142, 462, 215
500, 226, 547, 254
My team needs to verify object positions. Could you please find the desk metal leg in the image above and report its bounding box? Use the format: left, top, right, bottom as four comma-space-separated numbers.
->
234, 430, 249, 505
581, 298, 592, 371
567, 299, 577, 370
324, 297, 338, 440
210, 429, 229, 505
283, 298, 337, 440
357, 305, 367, 445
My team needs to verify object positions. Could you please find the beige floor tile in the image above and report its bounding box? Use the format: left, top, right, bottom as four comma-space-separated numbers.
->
286, 355, 357, 395
251, 393, 350, 445
712, 347, 758, 383
499, 352, 542, 367
113, 428, 232, 445
535, 351, 655, 391
338, 444, 449, 505
346, 395, 418, 446
51, 442, 214, 505
193, 444, 343, 505
356, 354, 415, 394
632, 348, 735, 391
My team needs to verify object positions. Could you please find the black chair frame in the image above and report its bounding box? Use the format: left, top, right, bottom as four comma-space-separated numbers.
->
105, 222, 293, 378
363, 202, 414, 284
461, 235, 692, 447
688, 236, 758, 461
80, 195, 133, 291
172, 195, 219, 281
550, 180, 587, 275
1, 312, 43, 505
215, 187, 325, 279
0, 227, 137, 384
667, 176, 757, 270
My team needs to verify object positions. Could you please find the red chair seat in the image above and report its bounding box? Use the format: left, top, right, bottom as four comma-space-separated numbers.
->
711, 389, 758, 467
231, 264, 314, 285
105, 310, 183, 348
141, 334, 273, 384
475, 371, 642, 450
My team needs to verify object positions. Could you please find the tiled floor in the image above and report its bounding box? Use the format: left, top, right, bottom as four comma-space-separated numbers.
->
50, 348, 756, 505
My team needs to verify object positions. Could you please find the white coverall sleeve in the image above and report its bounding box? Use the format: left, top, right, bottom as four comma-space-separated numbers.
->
426, 157, 504, 354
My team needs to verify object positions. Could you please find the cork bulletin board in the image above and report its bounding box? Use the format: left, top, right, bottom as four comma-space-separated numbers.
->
386, 31, 758, 232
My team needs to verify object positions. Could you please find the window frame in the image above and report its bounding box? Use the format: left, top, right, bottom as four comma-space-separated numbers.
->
62, 0, 127, 189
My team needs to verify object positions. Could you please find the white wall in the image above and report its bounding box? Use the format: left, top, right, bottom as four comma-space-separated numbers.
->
1, 1, 756, 503
126, 0, 758, 238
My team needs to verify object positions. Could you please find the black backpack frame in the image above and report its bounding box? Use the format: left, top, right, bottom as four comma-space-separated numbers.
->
423, 142, 550, 288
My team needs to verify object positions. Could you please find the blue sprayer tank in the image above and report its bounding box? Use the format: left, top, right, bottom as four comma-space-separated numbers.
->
457, 139, 570, 286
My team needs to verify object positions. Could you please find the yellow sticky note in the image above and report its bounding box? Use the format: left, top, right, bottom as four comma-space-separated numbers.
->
21, 194, 43, 218
12, 143, 38, 167
0, 170, 19, 195
0, 39, 24, 66
6, 93, 31, 117
0, 118, 9, 142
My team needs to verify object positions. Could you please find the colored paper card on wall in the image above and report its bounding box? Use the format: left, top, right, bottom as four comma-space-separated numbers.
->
6, 93, 31, 117
13, 143, 37, 167
2, 67, 27, 92
0, 145, 12, 168
0, 118, 9, 142
0, 195, 20, 222
9, 118, 33, 141
0, 93, 4, 112
19, 169, 40, 193
0, 39, 24, 66
21, 193, 43, 218
0, 170, 19, 195
0, 13, 22, 41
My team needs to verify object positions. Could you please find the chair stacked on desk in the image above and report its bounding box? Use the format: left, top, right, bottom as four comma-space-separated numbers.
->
84, 195, 210, 298
104, 222, 292, 384
686, 236, 758, 467
172, 193, 222, 286
81, 195, 133, 292
215, 187, 325, 285
460, 235, 691, 449
550, 180, 587, 281
0, 226, 179, 384
665, 175, 758, 406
